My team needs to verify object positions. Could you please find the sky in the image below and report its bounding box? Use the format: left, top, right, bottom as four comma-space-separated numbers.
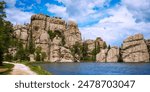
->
2, 0, 150, 46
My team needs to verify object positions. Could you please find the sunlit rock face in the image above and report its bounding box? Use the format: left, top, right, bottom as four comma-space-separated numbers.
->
107, 47, 120, 62
96, 34, 150, 63
13, 25, 29, 48
13, 14, 81, 62
96, 47, 120, 62
121, 34, 149, 62
64, 21, 82, 47
96, 49, 109, 62
12, 14, 150, 63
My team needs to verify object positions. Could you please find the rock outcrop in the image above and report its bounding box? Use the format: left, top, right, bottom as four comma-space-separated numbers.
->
13, 25, 29, 47
96, 47, 120, 62
96, 34, 150, 63
121, 34, 149, 62
64, 21, 82, 47
106, 47, 120, 62
60, 47, 74, 62
13, 14, 81, 62
31, 14, 81, 47
84, 40, 95, 53
84, 37, 106, 58
96, 49, 108, 62
12, 14, 150, 63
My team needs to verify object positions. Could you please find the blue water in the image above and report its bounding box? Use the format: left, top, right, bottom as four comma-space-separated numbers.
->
35, 63, 150, 75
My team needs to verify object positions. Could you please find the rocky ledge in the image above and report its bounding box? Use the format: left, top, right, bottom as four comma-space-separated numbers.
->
96, 34, 150, 62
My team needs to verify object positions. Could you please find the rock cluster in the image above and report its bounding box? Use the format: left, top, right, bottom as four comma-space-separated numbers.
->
13, 14, 82, 62
84, 37, 106, 57
122, 34, 149, 62
96, 34, 150, 62
12, 14, 150, 63
96, 47, 120, 62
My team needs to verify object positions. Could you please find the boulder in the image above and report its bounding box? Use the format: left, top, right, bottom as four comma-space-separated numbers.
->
29, 54, 35, 62
96, 49, 108, 62
122, 34, 149, 62
107, 47, 120, 62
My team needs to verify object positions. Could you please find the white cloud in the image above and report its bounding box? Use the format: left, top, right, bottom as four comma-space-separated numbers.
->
44, 0, 150, 46
80, 5, 150, 46
122, 0, 150, 22
45, 3, 68, 18
5, 8, 34, 25
4, 0, 34, 25
51, 0, 109, 24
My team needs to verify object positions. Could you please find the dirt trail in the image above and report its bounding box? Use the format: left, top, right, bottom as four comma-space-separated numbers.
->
5, 62, 37, 75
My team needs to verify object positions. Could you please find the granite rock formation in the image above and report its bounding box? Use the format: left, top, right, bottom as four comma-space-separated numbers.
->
84, 37, 106, 58
107, 47, 120, 62
13, 25, 29, 47
96, 47, 120, 62
96, 34, 150, 62
121, 34, 149, 62
13, 14, 82, 62
64, 21, 82, 47
12, 14, 150, 63
96, 49, 108, 62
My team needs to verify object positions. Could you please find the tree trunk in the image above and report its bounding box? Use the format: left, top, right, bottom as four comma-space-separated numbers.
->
0, 61, 2, 66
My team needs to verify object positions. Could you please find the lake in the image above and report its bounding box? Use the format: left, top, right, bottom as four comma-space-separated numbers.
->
34, 62, 150, 75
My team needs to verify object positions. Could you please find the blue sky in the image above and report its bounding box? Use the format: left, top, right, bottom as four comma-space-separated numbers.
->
2, 0, 150, 46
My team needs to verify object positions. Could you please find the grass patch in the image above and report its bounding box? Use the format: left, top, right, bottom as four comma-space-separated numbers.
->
0, 63, 14, 75
21, 61, 51, 75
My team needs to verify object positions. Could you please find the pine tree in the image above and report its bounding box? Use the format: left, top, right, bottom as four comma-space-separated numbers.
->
0, 1, 13, 65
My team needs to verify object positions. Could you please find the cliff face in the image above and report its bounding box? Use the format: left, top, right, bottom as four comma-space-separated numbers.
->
64, 21, 82, 47
96, 47, 120, 62
84, 37, 105, 54
31, 14, 81, 47
121, 34, 149, 62
12, 14, 150, 62
13, 14, 82, 62
96, 34, 150, 62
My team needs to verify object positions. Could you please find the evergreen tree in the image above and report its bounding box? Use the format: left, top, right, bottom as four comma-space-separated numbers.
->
103, 42, 107, 49
108, 45, 111, 50
81, 42, 88, 60
0, 1, 13, 65
28, 30, 35, 54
